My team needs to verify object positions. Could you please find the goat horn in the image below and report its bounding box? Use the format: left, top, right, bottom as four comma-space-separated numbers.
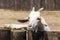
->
32, 7, 35, 11
38, 8, 44, 12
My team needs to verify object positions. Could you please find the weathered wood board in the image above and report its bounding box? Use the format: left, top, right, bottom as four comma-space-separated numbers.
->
0, 30, 11, 40
0, 29, 60, 40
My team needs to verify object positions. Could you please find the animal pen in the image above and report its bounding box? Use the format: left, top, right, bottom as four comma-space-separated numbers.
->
0, 28, 60, 40
0, 0, 60, 40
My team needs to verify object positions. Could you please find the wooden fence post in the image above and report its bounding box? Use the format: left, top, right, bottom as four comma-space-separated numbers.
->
0, 29, 11, 40
11, 30, 26, 40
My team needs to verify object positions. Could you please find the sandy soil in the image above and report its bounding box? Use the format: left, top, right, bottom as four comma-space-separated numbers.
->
0, 9, 60, 31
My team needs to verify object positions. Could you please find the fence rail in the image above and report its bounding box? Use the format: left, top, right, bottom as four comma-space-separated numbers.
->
0, 29, 60, 40
0, 0, 60, 10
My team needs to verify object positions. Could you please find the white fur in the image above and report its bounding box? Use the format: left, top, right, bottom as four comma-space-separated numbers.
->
28, 10, 50, 31
29, 11, 40, 25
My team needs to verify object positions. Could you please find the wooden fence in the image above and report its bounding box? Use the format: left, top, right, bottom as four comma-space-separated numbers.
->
0, 30, 11, 40
0, 0, 60, 10
0, 29, 60, 40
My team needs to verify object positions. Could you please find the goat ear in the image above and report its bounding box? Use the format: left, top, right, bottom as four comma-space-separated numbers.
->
38, 8, 44, 12
32, 7, 35, 11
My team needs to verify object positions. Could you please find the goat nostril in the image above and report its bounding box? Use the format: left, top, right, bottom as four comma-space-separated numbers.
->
29, 25, 32, 27
37, 18, 40, 20
45, 25, 47, 26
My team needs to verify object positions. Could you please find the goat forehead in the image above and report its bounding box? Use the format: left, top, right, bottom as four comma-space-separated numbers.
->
30, 11, 40, 15
29, 11, 40, 18
29, 20, 39, 25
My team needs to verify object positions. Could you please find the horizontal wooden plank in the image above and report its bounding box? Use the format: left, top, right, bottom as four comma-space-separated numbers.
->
0, 30, 60, 40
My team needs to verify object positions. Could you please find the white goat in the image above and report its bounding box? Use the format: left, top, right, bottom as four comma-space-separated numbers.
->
25, 7, 50, 32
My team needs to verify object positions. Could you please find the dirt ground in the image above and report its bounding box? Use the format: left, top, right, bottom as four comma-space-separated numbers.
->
0, 9, 60, 31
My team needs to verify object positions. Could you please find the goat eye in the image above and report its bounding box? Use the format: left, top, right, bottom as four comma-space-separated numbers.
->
37, 18, 40, 20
